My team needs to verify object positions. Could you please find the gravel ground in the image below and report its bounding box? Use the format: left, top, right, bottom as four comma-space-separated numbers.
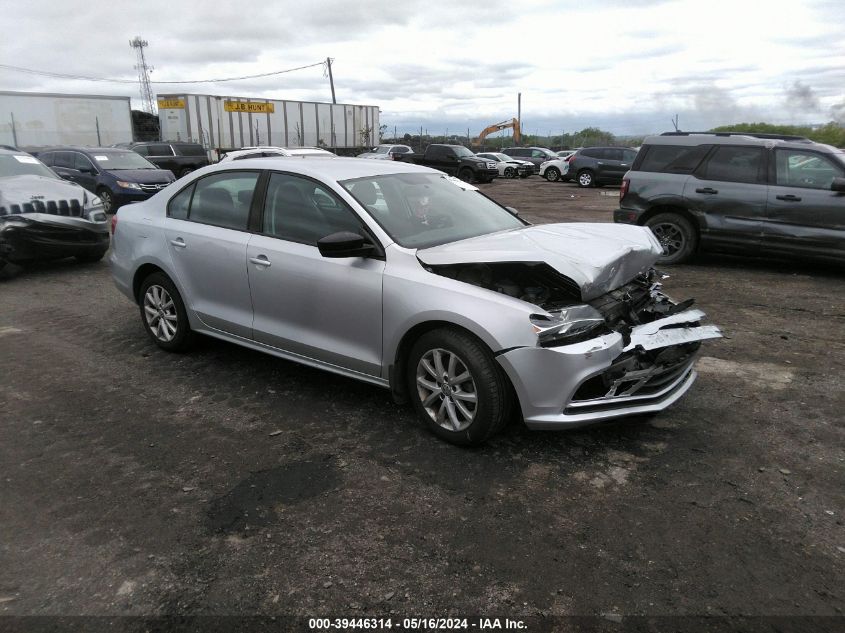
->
1, 176, 843, 629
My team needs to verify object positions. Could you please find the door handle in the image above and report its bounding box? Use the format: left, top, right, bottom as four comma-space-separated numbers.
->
776, 194, 802, 202
695, 187, 718, 194
170, 238, 186, 248
249, 255, 271, 267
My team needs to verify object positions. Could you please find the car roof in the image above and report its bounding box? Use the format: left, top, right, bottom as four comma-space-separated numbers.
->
208, 156, 438, 181
642, 133, 836, 153
39, 146, 136, 154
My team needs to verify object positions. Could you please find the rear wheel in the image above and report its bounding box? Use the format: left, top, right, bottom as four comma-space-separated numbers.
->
545, 167, 561, 182
577, 170, 595, 187
645, 212, 698, 264
138, 272, 193, 352
407, 328, 512, 445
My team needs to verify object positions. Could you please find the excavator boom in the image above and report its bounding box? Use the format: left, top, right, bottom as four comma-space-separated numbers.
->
472, 118, 521, 146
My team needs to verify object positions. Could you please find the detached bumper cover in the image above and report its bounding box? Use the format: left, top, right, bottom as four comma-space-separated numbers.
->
496, 308, 722, 429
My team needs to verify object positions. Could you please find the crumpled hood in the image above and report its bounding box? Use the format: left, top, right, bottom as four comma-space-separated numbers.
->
417, 223, 663, 301
0, 174, 86, 207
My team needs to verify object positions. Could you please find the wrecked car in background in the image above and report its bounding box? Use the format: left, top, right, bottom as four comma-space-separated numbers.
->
0, 148, 109, 271
111, 158, 721, 445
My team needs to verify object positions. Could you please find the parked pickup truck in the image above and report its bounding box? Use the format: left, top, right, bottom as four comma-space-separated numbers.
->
396, 144, 498, 183
121, 142, 210, 179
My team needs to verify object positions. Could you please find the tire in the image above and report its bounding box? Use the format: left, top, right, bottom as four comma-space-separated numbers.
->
519, 172, 530, 179
577, 170, 595, 188
504, 167, 515, 179
97, 188, 115, 213
179, 168, 194, 178
457, 168, 474, 183
407, 328, 513, 445
645, 212, 698, 265
75, 249, 107, 264
545, 167, 560, 182
138, 272, 194, 352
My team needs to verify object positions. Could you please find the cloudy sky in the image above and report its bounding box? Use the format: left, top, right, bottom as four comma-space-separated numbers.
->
2, 0, 844, 136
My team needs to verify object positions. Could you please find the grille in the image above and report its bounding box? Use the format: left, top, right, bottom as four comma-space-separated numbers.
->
138, 182, 170, 192
0, 199, 83, 217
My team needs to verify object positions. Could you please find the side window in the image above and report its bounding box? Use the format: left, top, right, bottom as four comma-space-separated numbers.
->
638, 144, 710, 173
531, 150, 546, 158
167, 184, 194, 220
581, 149, 599, 159
132, 145, 149, 156
622, 150, 638, 163
604, 149, 624, 161
262, 173, 364, 245
775, 150, 844, 190
73, 153, 95, 172
189, 171, 258, 230
700, 146, 764, 184
149, 144, 175, 156
39, 152, 55, 166
54, 152, 75, 168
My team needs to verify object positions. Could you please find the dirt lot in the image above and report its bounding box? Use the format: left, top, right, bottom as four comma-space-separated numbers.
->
1, 177, 843, 629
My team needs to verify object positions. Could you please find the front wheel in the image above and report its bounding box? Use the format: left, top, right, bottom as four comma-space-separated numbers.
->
75, 249, 107, 264
645, 212, 698, 265
577, 170, 594, 187
457, 168, 474, 183
504, 167, 515, 179
138, 272, 194, 352
179, 168, 194, 178
97, 188, 115, 213
545, 167, 560, 182
407, 328, 513, 445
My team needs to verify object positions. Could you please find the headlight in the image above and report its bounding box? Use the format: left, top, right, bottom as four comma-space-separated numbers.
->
116, 180, 142, 190
82, 193, 106, 221
530, 305, 606, 346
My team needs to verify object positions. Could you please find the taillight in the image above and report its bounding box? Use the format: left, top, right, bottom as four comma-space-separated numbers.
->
110, 214, 118, 234
566, 154, 576, 162
620, 178, 630, 200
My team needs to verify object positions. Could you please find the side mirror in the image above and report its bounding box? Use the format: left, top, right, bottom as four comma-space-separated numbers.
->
505, 206, 519, 217
317, 231, 374, 258
831, 177, 845, 193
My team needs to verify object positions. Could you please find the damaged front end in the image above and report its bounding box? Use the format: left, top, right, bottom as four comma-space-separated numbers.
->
427, 260, 721, 428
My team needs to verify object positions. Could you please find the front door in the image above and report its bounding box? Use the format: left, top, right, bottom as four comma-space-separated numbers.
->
247, 172, 385, 376
763, 148, 845, 258
162, 170, 260, 338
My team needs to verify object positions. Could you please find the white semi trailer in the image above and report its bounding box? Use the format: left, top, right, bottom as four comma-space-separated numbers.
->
0, 91, 133, 148
157, 93, 380, 152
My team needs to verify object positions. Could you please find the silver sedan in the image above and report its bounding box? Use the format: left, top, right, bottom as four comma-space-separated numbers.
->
111, 158, 720, 444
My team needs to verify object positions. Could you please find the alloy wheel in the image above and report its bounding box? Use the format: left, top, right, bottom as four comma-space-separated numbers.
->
143, 284, 178, 342
416, 348, 478, 432
650, 222, 685, 257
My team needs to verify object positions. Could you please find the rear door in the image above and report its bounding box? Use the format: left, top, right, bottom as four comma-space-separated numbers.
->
683, 145, 768, 249
162, 170, 260, 338
246, 171, 385, 376
763, 148, 845, 258
599, 148, 627, 182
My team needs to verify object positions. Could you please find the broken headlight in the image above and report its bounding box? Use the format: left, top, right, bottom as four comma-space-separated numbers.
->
82, 193, 106, 222
530, 305, 606, 347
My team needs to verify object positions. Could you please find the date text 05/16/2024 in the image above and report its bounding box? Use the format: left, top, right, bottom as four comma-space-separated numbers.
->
308, 618, 527, 630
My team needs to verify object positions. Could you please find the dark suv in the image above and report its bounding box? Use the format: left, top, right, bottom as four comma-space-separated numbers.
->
614, 132, 845, 264
38, 147, 175, 213
563, 147, 638, 187
125, 142, 209, 178
501, 147, 557, 173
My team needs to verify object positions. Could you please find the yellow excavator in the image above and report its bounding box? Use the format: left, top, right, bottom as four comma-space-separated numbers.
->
472, 118, 521, 146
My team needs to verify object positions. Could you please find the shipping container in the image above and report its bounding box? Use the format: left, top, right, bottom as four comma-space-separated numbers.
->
0, 91, 133, 147
157, 93, 380, 152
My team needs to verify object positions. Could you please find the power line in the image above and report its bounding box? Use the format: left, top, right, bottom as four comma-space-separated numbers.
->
0, 61, 327, 85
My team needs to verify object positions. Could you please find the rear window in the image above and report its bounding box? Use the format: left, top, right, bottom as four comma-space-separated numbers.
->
175, 145, 207, 157
637, 144, 711, 174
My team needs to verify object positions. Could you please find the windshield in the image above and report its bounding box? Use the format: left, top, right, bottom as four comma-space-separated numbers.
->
92, 151, 158, 170
0, 154, 60, 179
452, 146, 474, 158
341, 173, 524, 249
492, 153, 512, 161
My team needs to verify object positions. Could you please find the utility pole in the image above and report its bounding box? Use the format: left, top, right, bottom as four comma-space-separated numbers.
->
130, 36, 156, 114
517, 93, 522, 145
326, 57, 337, 104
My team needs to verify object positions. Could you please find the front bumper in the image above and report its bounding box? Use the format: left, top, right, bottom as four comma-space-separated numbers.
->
0, 214, 110, 263
496, 309, 721, 429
